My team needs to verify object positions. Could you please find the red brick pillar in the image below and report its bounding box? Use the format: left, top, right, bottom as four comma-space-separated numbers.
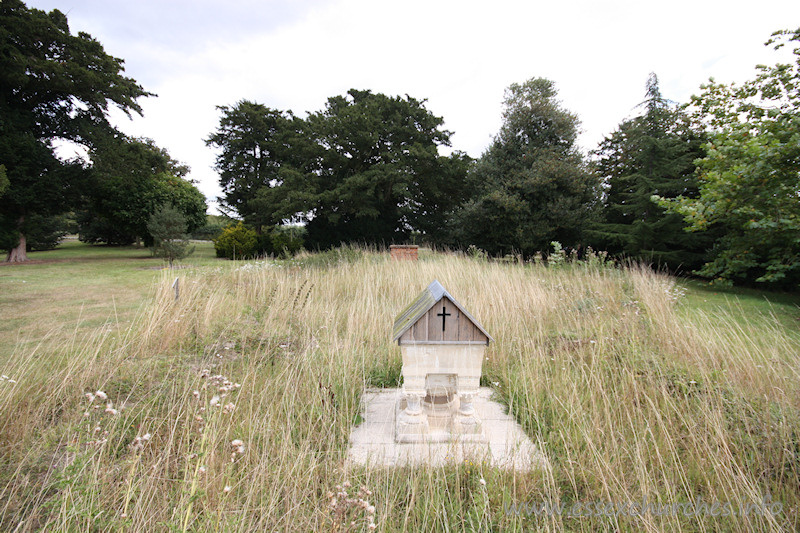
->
390, 245, 419, 260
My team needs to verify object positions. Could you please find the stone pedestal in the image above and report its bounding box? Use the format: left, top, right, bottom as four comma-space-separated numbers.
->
395, 387, 486, 443
396, 391, 428, 443
349, 387, 547, 471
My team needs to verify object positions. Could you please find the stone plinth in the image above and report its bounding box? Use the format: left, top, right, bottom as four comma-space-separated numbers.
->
347, 388, 548, 470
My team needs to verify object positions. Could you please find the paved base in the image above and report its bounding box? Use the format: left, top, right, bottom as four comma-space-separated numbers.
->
347, 387, 548, 471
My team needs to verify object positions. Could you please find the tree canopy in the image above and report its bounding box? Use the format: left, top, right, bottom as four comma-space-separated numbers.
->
205, 101, 302, 229
207, 90, 470, 248
79, 134, 206, 245
590, 73, 710, 270
660, 28, 800, 285
449, 78, 599, 256
0, 0, 152, 261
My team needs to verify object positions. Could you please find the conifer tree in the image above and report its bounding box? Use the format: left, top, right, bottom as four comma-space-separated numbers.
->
147, 204, 195, 268
591, 73, 709, 270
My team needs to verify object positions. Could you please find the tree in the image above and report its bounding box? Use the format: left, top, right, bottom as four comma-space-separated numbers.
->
297, 90, 470, 248
0, 165, 8, 197
450, 78, 599, 256
590, 73, 710, 270
208, 90, 470, 248
205, 101, 303, 230
0, 0, 151, 261
147, 204, 194, 268
660, 28, 800, 286
79, 134, 207, 245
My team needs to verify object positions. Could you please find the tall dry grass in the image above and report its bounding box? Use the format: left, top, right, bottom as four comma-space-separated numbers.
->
0, 250, 798, 531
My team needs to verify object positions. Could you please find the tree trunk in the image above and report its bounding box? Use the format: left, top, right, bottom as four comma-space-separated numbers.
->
5, 222, 28, 262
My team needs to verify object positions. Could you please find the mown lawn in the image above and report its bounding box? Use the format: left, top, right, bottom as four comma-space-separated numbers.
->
679, 279, 800, 337
0, 241, 220, 360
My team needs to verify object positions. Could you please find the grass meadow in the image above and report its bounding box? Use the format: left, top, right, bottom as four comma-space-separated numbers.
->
0, 243, 799, 531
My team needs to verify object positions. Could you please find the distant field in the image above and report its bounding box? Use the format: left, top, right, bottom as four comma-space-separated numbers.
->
0, 241, 218, 359
0, 243, 798, 531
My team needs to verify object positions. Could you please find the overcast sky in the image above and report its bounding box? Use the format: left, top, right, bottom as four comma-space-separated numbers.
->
25, 0, 800, 214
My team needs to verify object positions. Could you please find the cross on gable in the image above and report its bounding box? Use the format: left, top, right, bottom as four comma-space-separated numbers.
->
392, 280, 493, 345
436, 305, 451, 331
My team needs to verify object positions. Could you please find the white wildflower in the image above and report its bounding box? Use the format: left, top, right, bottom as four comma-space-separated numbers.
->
131, 433, 151, 451
231, 439, 245, 454
223, 485, 232, 493
85, 392, 95, 403
95, 390, 108, 401
479, 478, 486, 486
210, 395, 220, 407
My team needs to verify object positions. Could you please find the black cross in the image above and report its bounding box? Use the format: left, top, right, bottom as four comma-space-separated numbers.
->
437, 305, 451, 331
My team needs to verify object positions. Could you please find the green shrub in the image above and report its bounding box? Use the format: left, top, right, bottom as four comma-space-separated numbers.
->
213, 222, 258, 259
255, 225, 304, 258
269, 229, 303, 258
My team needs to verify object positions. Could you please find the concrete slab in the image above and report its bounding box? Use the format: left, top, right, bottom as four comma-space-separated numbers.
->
347, 387, 548, 471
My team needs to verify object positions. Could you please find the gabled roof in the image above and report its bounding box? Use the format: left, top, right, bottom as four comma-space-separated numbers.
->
392, 280, 493, 343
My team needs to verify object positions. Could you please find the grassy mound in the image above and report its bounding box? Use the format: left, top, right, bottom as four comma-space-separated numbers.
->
0, 246, 798, 531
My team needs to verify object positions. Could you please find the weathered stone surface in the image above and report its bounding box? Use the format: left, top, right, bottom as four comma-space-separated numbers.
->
347, 388, 548, 471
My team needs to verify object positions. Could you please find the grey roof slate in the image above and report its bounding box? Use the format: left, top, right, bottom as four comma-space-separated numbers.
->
392, 280, 493, 343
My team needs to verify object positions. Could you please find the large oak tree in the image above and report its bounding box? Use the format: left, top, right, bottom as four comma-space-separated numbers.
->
0, 0, 151, 261
78, 133, 206, 245
661, 28, 800, 285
